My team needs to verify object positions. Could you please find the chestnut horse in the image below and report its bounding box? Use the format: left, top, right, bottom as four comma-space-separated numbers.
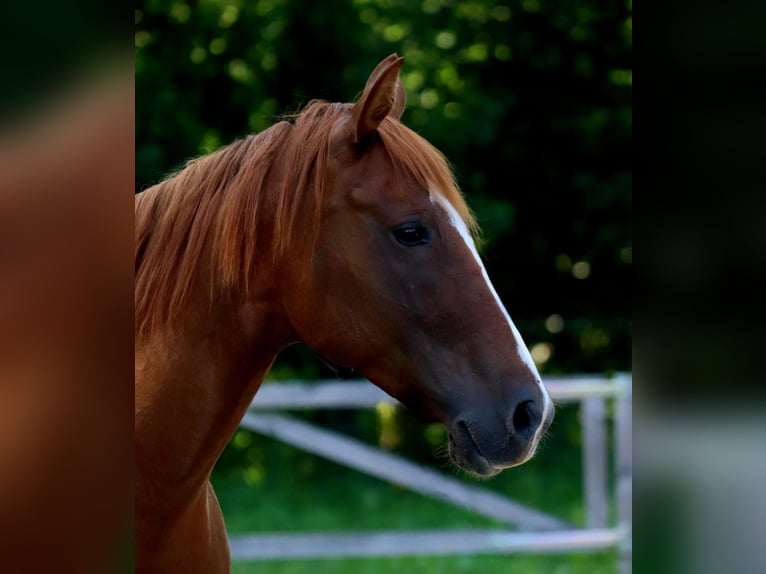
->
135, 54, 553, 573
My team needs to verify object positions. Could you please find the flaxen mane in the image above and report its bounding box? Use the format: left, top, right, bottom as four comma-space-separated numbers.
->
135, 100, 477, 341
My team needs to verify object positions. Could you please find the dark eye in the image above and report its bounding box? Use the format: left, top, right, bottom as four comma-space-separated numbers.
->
392, 223, 429, 247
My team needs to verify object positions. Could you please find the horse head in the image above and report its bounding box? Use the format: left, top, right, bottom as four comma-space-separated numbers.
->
278, 55, 553, 476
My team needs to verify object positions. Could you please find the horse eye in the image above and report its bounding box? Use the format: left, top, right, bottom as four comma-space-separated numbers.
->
392, 223, 429, 247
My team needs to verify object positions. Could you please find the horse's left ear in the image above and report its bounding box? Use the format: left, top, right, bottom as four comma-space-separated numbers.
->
352, 55, 406, 144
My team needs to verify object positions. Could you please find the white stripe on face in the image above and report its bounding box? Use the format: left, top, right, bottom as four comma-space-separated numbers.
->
430, 190, 553, 445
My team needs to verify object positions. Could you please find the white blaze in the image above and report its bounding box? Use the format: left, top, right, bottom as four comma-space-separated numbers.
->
430, 190, 553, 448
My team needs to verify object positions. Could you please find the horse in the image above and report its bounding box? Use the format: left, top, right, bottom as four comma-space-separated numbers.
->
135, 54, 554, 573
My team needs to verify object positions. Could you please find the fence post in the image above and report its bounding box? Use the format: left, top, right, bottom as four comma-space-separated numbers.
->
582, 396, 609, 529
616, 376, 632, 574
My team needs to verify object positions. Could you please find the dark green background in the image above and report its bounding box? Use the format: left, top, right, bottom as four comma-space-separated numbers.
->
136, 0, 631, 379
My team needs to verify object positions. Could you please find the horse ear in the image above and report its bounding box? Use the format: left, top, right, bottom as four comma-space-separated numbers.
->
390, 77, 406, 121
352, 54, 405, 144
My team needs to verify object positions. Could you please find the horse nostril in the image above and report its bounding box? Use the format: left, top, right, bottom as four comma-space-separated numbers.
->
513, 401, 531, 433
510, 400, 540, 440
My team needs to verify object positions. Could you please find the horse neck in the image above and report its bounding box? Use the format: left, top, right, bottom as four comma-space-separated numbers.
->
135, 131, 317, 511
135, 231, 295, 516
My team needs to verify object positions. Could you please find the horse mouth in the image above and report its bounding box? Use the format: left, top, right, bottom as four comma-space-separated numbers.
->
447, 421, 502, 477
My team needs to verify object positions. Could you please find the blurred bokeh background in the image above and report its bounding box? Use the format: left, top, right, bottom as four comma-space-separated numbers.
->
136, 0, 632, 372
135, 1, 631, 572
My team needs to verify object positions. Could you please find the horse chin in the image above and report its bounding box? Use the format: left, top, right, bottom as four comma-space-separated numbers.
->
447, 422, 503, 478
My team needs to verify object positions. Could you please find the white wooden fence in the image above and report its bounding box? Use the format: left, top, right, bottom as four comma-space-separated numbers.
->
229, 373, 632, 573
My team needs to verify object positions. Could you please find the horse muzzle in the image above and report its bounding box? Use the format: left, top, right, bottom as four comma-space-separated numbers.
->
447, 395, 554, 477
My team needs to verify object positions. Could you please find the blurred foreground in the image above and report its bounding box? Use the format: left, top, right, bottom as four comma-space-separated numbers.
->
0, 57, 134, 573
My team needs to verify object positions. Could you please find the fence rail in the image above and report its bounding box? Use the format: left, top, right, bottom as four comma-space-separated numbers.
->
230, 528, 625, 561
248, 375, 626, 411
230, 373, 632, 572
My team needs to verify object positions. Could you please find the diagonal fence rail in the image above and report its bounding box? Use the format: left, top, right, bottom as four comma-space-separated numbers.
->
241, 411, 567, 531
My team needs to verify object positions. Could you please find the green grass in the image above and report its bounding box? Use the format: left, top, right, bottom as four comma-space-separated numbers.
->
229, 553, 617, 574
211, 405, 617, 573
